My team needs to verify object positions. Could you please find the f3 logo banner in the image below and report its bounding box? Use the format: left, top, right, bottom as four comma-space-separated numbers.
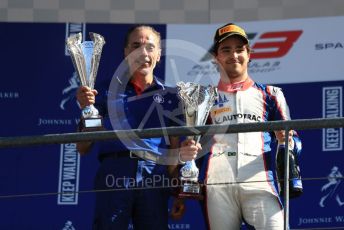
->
248, 31, 302, 59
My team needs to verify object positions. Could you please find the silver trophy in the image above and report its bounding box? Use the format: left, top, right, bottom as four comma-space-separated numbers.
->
66, 32, 105, 130
177, 81, 218, 199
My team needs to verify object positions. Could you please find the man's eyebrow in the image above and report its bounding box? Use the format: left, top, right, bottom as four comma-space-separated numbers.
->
219, 45, 232, 50
131, 41, 141, 46
130, 41, 156, 47
146, 42, 156, 47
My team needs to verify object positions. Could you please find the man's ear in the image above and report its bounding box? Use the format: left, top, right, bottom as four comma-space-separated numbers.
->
211, 54, 218, 65
157, 48, 161, 63
124, 47, 129, 59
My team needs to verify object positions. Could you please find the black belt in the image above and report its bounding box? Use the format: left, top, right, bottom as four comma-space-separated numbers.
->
98, 150, 161, 163
130, 150, 161, 163
98, 151, 130, 162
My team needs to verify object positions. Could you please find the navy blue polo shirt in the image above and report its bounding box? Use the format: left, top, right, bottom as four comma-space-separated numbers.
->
92, 75, 183, 182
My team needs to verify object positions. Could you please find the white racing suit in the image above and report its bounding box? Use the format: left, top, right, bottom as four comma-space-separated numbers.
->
204, 77, 301, 230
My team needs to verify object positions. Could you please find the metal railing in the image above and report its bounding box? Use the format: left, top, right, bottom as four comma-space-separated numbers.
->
0, 117, 344, 230
1, 117, 343, 148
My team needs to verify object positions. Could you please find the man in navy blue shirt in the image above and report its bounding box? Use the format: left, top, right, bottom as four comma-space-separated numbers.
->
76, 25, 183, 230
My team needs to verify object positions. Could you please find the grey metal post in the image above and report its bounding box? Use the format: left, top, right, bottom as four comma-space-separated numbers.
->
284, 129, 290, 230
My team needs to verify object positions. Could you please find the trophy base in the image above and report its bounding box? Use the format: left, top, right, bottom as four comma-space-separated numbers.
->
81, 117, 104, 131
178, 181, 203, 200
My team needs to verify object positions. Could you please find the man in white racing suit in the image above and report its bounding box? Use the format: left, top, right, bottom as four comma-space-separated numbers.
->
179, 23, 302, 230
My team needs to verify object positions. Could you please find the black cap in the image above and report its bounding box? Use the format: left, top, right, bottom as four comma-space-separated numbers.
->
212, 23, 249, 52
